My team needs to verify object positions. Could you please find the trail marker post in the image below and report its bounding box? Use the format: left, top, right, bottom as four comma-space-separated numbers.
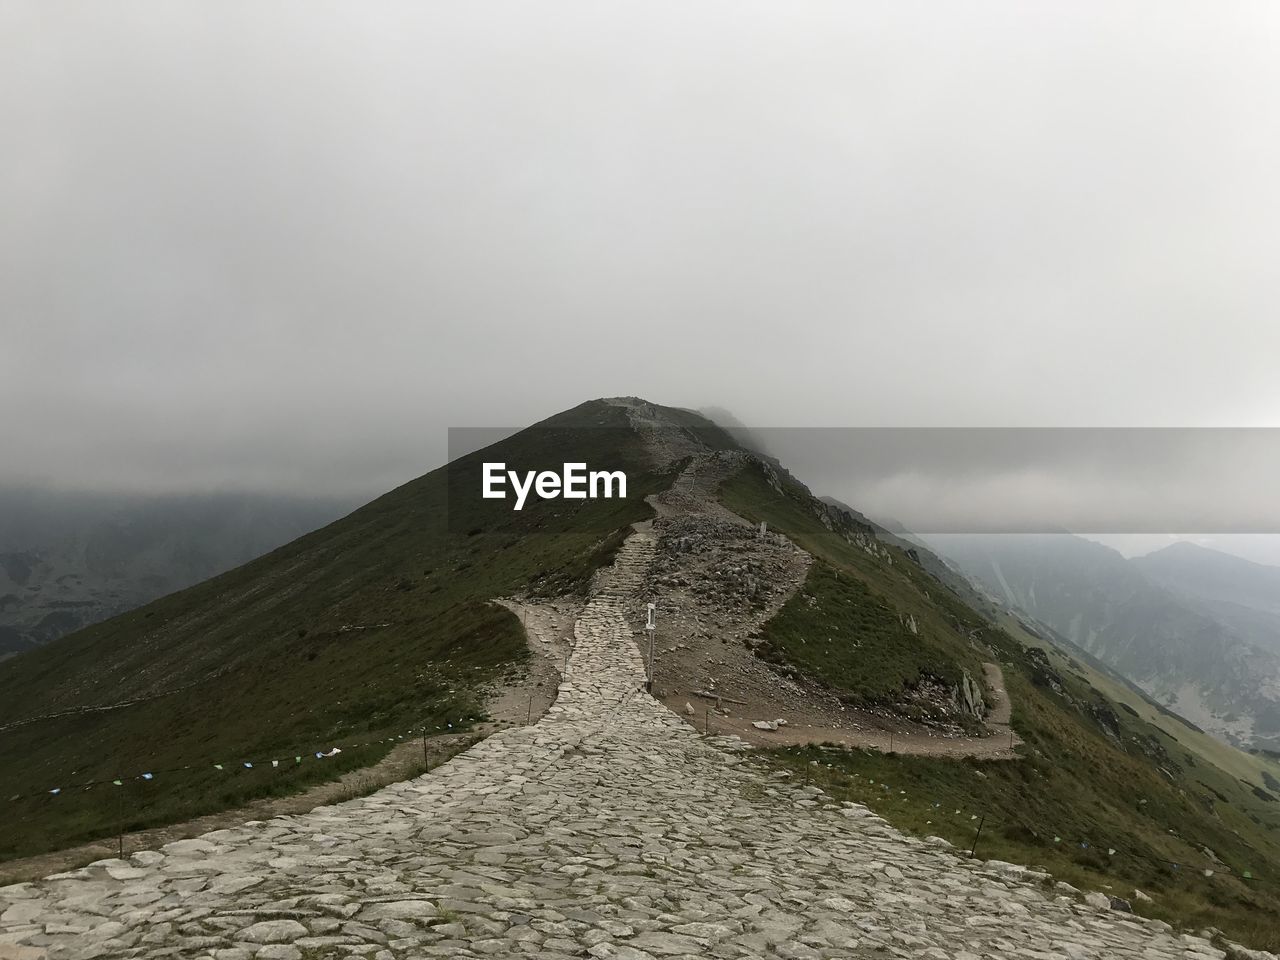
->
117, 785, 125, 858
645, 603, 656, 693
970, 812, 987, 858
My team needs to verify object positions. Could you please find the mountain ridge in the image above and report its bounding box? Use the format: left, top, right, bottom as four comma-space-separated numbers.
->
3, 398, 1279, 947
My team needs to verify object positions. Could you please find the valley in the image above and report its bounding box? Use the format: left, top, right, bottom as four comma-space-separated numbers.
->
936, 534, 1280, 751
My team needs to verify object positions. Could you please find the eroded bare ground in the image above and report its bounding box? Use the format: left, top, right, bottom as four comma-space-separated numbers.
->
621, 427, 1021, 759
489, 597, 583, 727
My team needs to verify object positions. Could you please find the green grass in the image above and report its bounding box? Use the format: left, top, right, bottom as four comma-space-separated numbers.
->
997, 608, 1280, 788
757, 561, 982, 706
771, 687, 1280, 951
720, 460, 985, 712
719, 458, 1280, 948
0, 399, 675, 860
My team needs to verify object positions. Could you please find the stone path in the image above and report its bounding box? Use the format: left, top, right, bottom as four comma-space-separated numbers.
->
0, 529, 1235, 960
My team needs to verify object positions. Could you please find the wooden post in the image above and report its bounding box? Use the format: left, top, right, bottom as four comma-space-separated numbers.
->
970, 812, 986, 858
117, 785, 125, 859
645, 603, 656, 693
645, 628, 655, 692
421, 729, 429, 772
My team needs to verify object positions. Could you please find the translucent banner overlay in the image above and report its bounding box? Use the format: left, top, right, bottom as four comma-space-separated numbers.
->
447, 426, 1280, 535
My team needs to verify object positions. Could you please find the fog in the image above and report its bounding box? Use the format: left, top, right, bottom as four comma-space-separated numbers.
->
3, 4, 1278, 547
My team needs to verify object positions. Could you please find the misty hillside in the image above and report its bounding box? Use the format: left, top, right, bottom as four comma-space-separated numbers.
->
0, 400, 676, 860
1134, 541, 1280, 657
936, 534, 1280, 750
0, 488, 355, 659
3, 399, 1279, 946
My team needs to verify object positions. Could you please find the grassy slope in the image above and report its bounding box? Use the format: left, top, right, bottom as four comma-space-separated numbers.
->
1001, 610, 1280, 787
719, 462, 987, 711
719, 460, 1280, 948
0, 400, 672, 860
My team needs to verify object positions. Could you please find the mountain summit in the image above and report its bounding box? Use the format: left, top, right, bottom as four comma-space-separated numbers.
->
2, 399, 1279, 948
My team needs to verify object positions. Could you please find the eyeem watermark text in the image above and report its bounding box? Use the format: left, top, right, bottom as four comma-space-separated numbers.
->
482, 462, 627, 510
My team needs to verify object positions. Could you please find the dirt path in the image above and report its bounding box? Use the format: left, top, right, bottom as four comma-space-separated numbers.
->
609, 405, 1023, 762
488, 597, 581, 725
681, 662, 1020, 758
0, 600, 577, 886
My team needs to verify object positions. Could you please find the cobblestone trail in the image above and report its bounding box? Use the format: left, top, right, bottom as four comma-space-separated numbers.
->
0, 530, 1238, 960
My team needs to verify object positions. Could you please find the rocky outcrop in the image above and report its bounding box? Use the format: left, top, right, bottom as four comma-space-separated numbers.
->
954, 668, 987, 719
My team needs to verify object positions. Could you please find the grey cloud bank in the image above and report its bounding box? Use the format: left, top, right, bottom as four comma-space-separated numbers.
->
757, 428, 1280, 535
2, 2, 1279, 513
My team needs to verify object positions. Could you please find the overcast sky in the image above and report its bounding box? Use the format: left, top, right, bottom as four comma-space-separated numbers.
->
4, 3, 1279, 550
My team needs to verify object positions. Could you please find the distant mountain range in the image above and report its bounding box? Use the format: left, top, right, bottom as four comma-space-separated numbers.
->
933, 534, 1280, 751
0, 487, 354, 659
1133, 541, 1280, 658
